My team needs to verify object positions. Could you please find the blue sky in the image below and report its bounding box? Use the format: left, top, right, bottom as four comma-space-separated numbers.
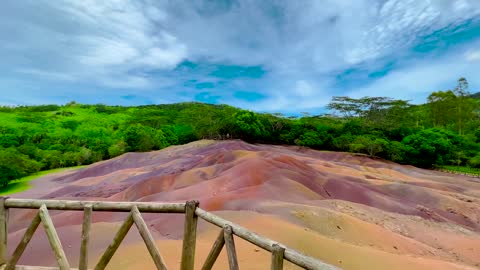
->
1, 0, 480, 114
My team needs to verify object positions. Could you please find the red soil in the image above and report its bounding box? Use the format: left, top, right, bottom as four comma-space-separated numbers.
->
6, 140, 480, 269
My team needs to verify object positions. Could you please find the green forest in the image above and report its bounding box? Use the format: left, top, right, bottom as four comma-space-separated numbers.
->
1, 77, 479, 187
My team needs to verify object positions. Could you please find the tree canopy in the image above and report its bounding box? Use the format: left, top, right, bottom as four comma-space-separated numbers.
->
0, 78, 479, 187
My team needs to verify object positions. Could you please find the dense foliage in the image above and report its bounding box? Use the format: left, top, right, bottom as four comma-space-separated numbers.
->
1, 78, 479, 186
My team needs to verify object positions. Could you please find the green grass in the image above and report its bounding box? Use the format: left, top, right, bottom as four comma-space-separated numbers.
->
439, 165, 480, 176
0, 166, 85, 195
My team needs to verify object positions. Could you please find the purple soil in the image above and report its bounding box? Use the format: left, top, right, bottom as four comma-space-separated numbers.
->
5, 140, 480, 268
11, 140, 480, 231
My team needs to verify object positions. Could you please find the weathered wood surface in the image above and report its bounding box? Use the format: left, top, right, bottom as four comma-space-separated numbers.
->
5, 212, 42, 270
223, 226, 239, 270
196, 208, 340, 270
1, 198, 339, 270
79, 205, 92, 270
4, 199, 185, 213
201, 228, 225, 270
180, 201, 199, 270
0, 197, 8, 265
271, 244, 285, 270
1, 266, 81, 270
131, 206, 167, 270
38, 205, 70, 270
94, 212, 134, 270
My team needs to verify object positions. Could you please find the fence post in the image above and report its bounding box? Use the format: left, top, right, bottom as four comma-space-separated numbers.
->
271, 244, 285, 270
181, 200, 199, 270
38, 205, 70, 270
0, 197, 8, 265
79, 204, 92, 270
223, 225, 239, 270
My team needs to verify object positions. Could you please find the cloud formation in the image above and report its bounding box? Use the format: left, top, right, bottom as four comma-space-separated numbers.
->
1, 0, 480, 112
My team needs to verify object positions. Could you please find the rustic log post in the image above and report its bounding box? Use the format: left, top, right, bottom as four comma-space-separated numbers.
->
180, 201, 199, 270
94, 211, 134, 270
271, 244, 285, 270
38, 205, 70, 270
5, 212, 41, 270
201, 228, 225, 270
0, 197, 8, 265
79, 204, 92, 270
223, 225, 239, 270
131, 206, 167, 270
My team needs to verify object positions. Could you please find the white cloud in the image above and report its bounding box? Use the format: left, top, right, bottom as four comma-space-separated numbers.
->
465, 50, 480, 62
16, 69, 77, 82
346, 50, 480, 103
1, 0, 480, 110
294, 80, 314, 97
2, 0, 187, 90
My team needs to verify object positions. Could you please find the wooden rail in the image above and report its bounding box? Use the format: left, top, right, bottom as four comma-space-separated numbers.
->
0, 198, 340, 270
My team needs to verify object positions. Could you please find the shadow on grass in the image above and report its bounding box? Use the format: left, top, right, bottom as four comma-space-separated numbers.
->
0, 166, 85, 196
0, 181, 30, 195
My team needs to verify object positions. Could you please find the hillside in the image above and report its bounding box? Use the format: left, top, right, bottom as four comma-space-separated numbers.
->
2, 93, 480, 191
471, 92, 480, 99
6, 140, 480, 270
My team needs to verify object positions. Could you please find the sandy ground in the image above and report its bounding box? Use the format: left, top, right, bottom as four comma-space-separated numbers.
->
6, 140, 480, 269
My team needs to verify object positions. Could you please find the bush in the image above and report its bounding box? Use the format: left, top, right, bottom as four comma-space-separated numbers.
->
108, 141, 127, 158
124, 124, 168, 152
231, 111, 268, 142
468, 154, 480, 168
0, 148, 41, 186
384, 141, 407, 163
295, 131, 323, 148
347, 136, 388, 156
402, 129, 452, 168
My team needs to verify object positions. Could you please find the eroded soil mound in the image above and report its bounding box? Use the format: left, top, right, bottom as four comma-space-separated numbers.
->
7, 140, 480, 269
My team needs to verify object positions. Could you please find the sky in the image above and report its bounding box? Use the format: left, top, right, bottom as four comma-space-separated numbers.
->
1, 0, 480, 114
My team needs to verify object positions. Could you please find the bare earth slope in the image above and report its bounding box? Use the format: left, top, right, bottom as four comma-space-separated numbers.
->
7, 140, 480, 270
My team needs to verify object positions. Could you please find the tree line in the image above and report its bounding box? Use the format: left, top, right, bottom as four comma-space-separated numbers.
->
0, 77, 479, 187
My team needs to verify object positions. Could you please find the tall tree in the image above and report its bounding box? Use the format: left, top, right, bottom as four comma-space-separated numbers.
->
327, 96, 411, 129
427, 90, 456, 127
453, 77, 473, 135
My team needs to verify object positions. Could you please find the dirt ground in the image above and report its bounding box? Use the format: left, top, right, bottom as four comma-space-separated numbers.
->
7, 140, 480, 269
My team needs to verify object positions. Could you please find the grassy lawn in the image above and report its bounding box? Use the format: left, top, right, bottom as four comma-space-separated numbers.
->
439, 165, 480, 176
0, 166, 85, 195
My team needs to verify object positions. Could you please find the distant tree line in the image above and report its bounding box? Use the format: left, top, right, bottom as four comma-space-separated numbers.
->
1, 77, 479, 187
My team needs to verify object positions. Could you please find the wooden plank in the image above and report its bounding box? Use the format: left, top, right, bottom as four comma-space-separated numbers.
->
5, 212, 42, 270
131, 206, 167, 270
180, 201, 199, 270
0, 197, 8, 265
79, 205, 92, 270
201, 228, 225, 270
196, 208, 339, 270
5, 199, 185, 213
271, 244, 285, 270
94, 211, 134, 270
1, 266, 81, 270
38, 205, 70, 270
223, 226, 238, 270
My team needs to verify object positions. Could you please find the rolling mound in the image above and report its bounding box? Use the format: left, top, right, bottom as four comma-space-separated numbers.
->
6, 140, 480, 269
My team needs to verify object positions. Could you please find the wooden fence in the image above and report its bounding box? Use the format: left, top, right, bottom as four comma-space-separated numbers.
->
0, 198, 339, 270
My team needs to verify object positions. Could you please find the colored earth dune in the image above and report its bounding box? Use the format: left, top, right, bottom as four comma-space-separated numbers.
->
6, 140, 480, 270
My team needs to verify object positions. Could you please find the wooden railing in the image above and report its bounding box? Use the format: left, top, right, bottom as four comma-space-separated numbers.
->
0, 198, 339, 270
